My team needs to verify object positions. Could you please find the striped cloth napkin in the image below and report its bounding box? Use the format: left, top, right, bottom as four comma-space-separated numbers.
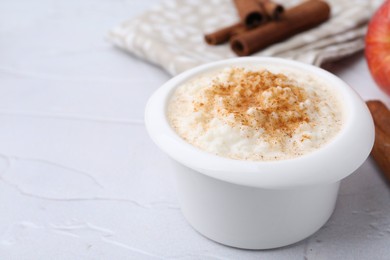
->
108, 0, 384, 76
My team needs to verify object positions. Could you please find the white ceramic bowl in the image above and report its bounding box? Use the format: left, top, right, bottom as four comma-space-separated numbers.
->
145, 57, 375, 249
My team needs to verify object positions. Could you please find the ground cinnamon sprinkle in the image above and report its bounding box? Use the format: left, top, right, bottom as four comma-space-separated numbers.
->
193, 68, 315, 140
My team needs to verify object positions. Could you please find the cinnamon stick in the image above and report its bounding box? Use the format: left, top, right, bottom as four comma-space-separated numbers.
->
205, 23, 247, 45
259, 0, 284, 20
230, 0, 331, 56
366, 100, 390, 182
233, 0, 266, 28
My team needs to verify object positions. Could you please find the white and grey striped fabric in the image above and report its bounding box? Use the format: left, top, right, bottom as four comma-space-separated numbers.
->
108, 0, 384, 76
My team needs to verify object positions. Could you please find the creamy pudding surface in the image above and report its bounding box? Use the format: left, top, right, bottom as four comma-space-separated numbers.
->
167, 66, 343, 161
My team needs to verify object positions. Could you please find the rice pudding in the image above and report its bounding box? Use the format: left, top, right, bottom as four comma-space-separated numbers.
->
167, 66, 343, 161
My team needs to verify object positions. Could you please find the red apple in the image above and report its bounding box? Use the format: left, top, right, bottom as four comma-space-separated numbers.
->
365, 0, 390, 96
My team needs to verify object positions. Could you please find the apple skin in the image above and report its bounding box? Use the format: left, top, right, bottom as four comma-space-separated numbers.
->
365, 0, 390, 96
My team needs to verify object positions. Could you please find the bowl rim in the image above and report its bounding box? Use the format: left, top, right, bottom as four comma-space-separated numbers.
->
145, 57, 375, 188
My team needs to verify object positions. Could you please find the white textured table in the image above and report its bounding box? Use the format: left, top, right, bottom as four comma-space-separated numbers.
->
1, 0, 390, 259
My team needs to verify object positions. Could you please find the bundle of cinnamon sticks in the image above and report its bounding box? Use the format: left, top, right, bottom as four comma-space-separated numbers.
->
205, 0, 331, 56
